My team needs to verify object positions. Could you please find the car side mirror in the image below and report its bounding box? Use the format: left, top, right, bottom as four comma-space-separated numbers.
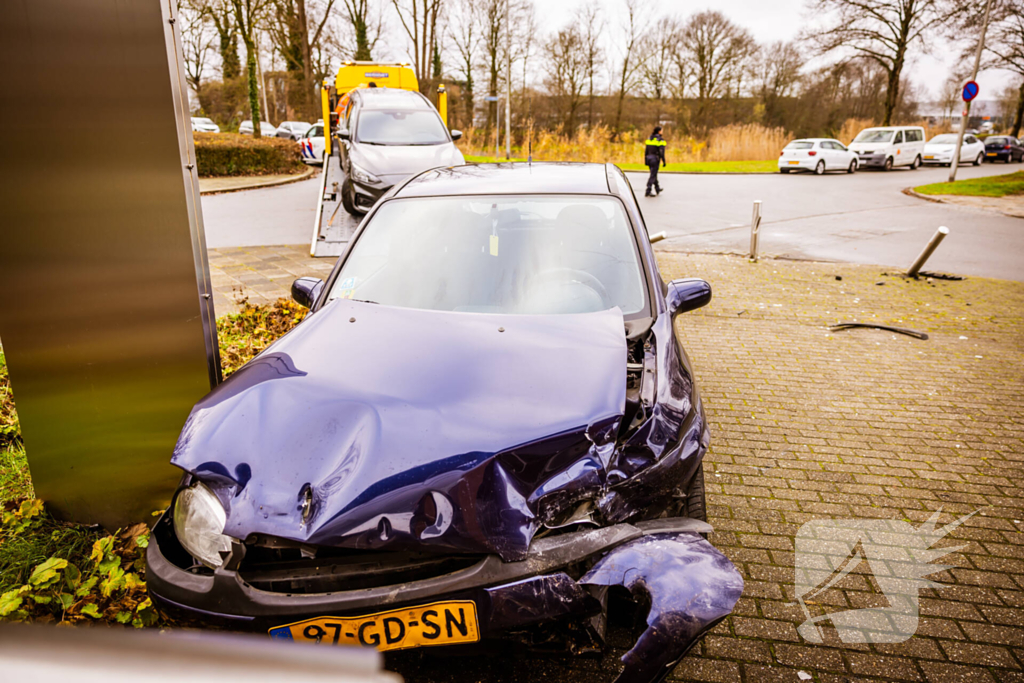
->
450, 129, 463, 141
666, 278, 711, 316
338, 129, 351, 141
291, 277, 324, 309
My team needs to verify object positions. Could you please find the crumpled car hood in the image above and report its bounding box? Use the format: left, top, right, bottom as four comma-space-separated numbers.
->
173, 299, 626, 561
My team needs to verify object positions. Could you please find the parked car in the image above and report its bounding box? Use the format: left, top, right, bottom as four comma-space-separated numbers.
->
778, 138, 858, 174
922, 133, 986, 166
984, 135, 1024, 163
147, 162, 743, 682
335, 87, 464, 215
190, 116, 220, 133
238, 120, 278, 137
276, 121, 312, 140
299, 122, 325, 164
847, 126, 926, 170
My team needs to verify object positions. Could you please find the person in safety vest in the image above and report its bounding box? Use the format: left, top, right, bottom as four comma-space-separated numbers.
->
644, 126, 666, 197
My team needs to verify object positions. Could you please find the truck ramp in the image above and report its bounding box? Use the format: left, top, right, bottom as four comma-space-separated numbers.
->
310, 153, 357, 258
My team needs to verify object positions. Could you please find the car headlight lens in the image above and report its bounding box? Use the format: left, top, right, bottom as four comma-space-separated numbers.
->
350, 162, 381, 185
173, 482, 233, 568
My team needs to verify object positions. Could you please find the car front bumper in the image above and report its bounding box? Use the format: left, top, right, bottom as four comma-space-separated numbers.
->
350, 178, 391, 211
148, 511, 741, 681
856, 153, 887, 167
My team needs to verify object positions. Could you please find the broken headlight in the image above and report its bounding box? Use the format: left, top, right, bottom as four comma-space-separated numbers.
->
172, 482, 232, 568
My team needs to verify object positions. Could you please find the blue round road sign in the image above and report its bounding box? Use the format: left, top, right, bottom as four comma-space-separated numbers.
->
962, 81, 979, 102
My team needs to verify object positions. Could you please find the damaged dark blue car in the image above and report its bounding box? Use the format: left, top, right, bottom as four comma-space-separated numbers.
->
147, 163, 743, 682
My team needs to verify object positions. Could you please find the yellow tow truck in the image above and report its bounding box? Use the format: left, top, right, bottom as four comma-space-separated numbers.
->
311, 62, 449, 257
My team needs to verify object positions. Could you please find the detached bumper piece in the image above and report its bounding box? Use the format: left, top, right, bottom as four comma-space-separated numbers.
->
148, 516, 742, 683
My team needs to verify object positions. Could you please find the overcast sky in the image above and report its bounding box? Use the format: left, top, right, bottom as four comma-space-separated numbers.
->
536, 0, 1014, 102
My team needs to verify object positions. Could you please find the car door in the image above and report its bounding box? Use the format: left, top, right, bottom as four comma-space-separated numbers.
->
964, 135, 978, 162
892, 130, 905, 165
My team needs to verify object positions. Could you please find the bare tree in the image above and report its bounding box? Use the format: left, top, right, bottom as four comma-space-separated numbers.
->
805, 0, 965, 126
544, 26, 587, 131
610, 0, 650, 139
574, 1, 604, 128
678, 10, 756, 129
391, 0, 444, 91
448, 0, 481, 125
265, 0, 335, 117
341, 0, 380, 60
640, 16, 679, 101
205, 0, 242, 79
231, 0, 272, 136
178, 0, 216, 93
751, 40, 802, 124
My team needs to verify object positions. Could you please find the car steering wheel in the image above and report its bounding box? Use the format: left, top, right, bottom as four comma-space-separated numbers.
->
530, 268, 612, 308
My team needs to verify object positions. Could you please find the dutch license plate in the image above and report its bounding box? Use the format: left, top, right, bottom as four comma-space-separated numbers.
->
788, 160, 799, 165
988, 152, 997, 156
268, 600, 480, 651
924, 155, 934, 159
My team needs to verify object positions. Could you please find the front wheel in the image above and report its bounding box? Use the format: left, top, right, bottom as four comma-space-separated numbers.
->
883, 157, 894, 171
847, 159, 857, 174
340, 178, 360, 216
684, 463, 707, 522
814, 160, 826, 175
910, 155, 921, 170
975, 153, 984, 166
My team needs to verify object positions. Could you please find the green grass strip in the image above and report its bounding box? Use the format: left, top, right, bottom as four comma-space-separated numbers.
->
914, 171, 1024, 197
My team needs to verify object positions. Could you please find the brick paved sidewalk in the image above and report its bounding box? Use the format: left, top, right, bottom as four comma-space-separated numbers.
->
209, 246, 1024, 683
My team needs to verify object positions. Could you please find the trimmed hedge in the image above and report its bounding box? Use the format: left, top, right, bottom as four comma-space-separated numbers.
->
194, 132, 305, 177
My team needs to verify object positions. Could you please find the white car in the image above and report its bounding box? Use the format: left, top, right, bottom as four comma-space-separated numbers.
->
299, 122, 325, 164
276, 121, 312, 140
922, 133, 986, 167
848, 126, 926, 170
778, 138, 858, 175
190, 117, 220, 133
238, 120, 278, 136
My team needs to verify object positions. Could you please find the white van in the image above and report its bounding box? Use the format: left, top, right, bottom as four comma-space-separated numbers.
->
847, 126, 926, 171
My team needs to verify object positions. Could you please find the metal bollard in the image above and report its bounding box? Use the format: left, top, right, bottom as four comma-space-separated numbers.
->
649, 231, 667, 244
907, 226, 949, 277
749, 200, 762, 262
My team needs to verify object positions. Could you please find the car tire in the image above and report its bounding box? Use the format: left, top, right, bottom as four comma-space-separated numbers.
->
341, 178, 360, 217
910, 155, 921, 170
814, 160, 826, 175
684, 463, 707, 523
974, 153, 984, 166
883, 157, 893, 171
847, 159, 857, 174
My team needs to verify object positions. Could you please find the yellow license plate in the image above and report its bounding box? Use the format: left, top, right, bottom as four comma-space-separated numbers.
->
268, 600, 480, 651
788, 160, 799, 165
924, 155, 934, 159
987, 152, 997, 156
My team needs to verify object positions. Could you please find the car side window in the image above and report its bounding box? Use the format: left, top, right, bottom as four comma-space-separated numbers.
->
894, 131, 904, 144
966, 135, 977, 144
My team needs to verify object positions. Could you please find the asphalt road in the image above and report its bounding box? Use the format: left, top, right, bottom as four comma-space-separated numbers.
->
201, 161, 1023, 281
628, 162, 1024, 281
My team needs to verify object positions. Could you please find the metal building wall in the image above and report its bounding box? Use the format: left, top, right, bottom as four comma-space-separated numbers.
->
0, 0, 220, 527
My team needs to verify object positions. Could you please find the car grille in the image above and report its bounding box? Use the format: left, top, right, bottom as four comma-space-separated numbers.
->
238, 547, 484, 594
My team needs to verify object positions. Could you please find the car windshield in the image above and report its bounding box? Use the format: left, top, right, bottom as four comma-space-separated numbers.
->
327, 195, 646, 315
306, 125, 323, 138
356, 109, 449, 145
929, 134, 957, 144
854, 130, 894, 143
196, 118, 214, 125
987, 137, 1008, 145
786, 141, 814, 149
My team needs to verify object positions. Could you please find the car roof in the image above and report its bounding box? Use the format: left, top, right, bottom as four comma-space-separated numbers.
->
394, 163, 613, 199
353, 88, 431, 110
